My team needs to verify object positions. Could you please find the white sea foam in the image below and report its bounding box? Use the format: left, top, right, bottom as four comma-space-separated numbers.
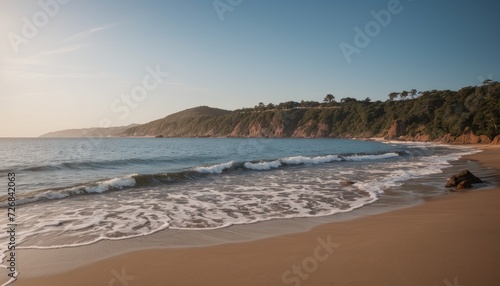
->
11, 151, 402, 207
9, 175, 137, 207
194, 161, 234, 174
44, 192, 70, 200
84, 176, 136, 193
281, 154, 341, 165
244, 160, 281, 170
343, 152, 399, 161
0, 145, 480, 271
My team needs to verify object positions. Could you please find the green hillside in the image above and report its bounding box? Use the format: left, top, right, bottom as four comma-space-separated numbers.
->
120, 83, 500, 144
121, 106, 231, 137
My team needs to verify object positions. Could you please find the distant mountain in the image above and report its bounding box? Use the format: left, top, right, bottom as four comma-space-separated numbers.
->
40, 124, 139, 138
119, 83, 500, 144
120, 106, 231, 137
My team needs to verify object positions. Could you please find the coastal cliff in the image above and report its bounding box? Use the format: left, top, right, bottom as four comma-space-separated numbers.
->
119, 83, 500, 144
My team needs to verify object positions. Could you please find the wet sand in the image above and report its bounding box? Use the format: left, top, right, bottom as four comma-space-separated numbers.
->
15, 146, 500, 286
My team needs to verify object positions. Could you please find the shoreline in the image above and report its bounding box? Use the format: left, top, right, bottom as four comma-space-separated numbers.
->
16, 135, 500, 144
8, 144, 485, 275
13, 145, 500, 286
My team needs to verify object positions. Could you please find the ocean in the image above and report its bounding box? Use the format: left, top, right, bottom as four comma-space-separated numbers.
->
0, 138, 481, 260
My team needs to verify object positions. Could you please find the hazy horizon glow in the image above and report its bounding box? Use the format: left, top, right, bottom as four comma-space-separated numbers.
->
1, 0, 499, 137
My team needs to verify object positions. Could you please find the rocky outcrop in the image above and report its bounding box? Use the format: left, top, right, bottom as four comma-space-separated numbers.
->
440, 131, 492, 144
292, 121, 333, 138
456, 180, 472, 189
492, 135, 500, 145
385, 119, 406, 140
445, 170, 483, 190
413, 133, 431, 142
378, 123, 495, 144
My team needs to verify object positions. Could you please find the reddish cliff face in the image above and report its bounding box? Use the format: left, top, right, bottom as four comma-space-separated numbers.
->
228, 111, 301, 137
413, 133, 431, 142
227, 117, 497, 144
385, 119, 406, 140
382, 120, 497, 144
269, 118, 290, 137
440, 132, 492, 144
492, 135, 500, 145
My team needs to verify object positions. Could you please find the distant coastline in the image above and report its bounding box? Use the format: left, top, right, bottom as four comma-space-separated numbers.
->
39, 124, 139, 138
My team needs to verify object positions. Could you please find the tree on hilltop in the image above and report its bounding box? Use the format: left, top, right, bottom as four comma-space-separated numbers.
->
400, 91, 409, 100
324, 94, 335, 103
388, 92, 399, 101
340, 97, 357, 103
410, 89, 418, 99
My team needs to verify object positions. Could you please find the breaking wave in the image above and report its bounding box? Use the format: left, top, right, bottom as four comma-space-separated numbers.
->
0, 152, 403, 207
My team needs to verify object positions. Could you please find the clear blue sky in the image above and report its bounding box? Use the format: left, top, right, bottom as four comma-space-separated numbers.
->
1, 0, 499, 137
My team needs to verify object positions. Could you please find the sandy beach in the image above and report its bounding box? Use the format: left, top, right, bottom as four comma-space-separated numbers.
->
15, 145, 500, 286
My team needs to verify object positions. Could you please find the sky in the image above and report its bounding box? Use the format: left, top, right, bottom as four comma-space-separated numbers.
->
1, 0, 499, 137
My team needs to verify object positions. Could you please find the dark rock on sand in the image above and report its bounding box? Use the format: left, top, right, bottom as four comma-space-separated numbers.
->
445, 170, 483, 188
457, 180, 473, 189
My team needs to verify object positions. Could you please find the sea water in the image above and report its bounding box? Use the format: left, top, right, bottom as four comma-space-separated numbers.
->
0, 138, 479, 258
